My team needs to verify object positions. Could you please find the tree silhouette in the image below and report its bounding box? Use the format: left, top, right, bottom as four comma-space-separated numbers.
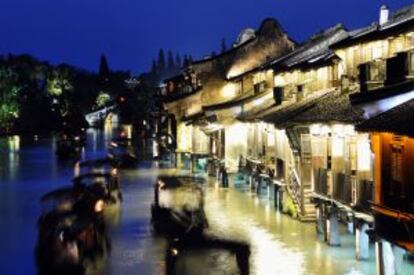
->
157, 49, 166, 73
99, 54, 110, 80
183, 55, 189, 67
150, 59, 157, 75
167, 50, 175, 71
221, 38, 227, 53
175, 53, 182, 69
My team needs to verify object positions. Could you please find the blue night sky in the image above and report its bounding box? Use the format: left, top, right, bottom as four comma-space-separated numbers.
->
0, 0, 413, 74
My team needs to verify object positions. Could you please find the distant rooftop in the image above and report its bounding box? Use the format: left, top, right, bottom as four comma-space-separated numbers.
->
332, 4, 414, 49
271, 24, 348, 73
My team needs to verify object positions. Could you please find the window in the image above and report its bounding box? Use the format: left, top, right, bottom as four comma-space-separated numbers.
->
254, 82, 266, 95
273, 87, 284, 105
297, 85, 304, 101
409, 52, 414, 75
372, 47, 383, 60
253, 72, 266, 84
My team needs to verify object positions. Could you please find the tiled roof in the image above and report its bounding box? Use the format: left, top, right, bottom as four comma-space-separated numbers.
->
202, 94, 256, 111
237, 95, 276, 121
182, 111, 205, 123
332, 5, 414, 48
285, 90, 366, 126
350, 80, 414, 104
159, 89, 200, 103
228, 24, 347, 81
356, 98, 414, 138
260, 90, 334, 127
271, 24, 348, 72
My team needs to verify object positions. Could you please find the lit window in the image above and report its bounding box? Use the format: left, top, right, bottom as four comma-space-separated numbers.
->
372, 45, 383, 60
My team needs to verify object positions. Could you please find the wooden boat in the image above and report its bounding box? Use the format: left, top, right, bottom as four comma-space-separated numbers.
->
151, 176, 208, 238
107, 137, 138, 168
36, 187, 109, 275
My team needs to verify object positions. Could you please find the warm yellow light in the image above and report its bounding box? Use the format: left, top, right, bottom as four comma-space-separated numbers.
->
357, 134, 372, 171
225, 123, 248, 172
177, 123, 193, 152
372, 42, 383, 59
274, 75, 285, 87
74, 162, 80, 177
310, 124, 330, 136
332, 124, 355, 137
94, 200, 105, 213
171, 248, 179, 256
245, 92, 273, 110
221, 83, 237, 99
122, 124, 133, 139
332, 137, 344, 157
253, 97, 266, 107
267, 131, 275, 147
8, 136, 20, 152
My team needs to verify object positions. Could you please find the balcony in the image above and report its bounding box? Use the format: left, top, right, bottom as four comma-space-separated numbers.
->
373, 203, 414, 249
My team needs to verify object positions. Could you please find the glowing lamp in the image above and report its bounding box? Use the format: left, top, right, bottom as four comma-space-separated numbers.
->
94, 200, 105, 213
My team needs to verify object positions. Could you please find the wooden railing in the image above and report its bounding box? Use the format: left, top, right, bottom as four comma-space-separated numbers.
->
288, 168, 303, 214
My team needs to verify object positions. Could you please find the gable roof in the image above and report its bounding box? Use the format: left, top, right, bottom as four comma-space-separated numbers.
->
356, 98, 414, 138
227, 24, 348, 81
332, 4, 414, 49
271, 24, 348, 73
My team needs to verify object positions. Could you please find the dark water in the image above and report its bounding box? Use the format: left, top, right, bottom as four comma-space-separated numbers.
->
1, 128, 413, 275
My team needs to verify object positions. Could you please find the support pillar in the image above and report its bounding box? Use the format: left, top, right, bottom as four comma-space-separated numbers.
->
249, 175, 254, 191
316, 203, 325, 235
356, 222, 370, 260
274, 185, 281, 210
267, 181, 271, 200
376, 240, 405, 275
347, 214, 354, 234
326, 207, 340, 246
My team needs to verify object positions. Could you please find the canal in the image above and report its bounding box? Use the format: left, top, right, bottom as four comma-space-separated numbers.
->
0, 127, 407, 275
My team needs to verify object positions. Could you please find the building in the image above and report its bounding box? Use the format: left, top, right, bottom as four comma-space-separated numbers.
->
159, 18, 295, 173
357, 98, 414, 275
155, 3, 414, 272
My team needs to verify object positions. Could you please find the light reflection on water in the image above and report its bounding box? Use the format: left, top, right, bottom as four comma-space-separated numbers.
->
0, 128, 408, 275
200, 181, 379, 275
0, 135, 20, 181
